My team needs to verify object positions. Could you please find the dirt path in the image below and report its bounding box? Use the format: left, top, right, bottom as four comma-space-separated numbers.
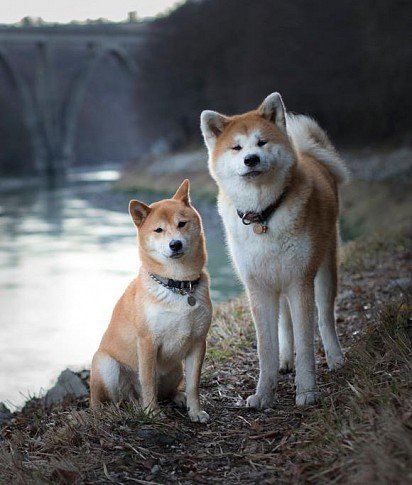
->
0, 233, 411, 483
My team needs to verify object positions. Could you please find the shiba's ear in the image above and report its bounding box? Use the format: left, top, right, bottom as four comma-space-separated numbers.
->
129, 200, 151, 228
200, 110, 229, 149
258, 92, 287, 133
173, 179, 191, 206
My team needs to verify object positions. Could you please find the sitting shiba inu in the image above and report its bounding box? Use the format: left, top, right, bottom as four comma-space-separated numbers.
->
90, 180, 212, 423
201, 93, 349, 408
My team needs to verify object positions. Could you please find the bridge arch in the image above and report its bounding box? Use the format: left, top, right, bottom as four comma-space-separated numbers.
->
0, 48, 46, 174
61, 44, 139, 170
101, 45, 139, 77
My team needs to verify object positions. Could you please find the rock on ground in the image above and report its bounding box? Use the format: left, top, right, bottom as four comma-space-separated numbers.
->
43, 369, 88, 407
0, 402, 11, 423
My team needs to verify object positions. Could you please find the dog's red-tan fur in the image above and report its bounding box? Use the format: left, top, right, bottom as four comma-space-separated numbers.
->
201, 93, 348, 407
90, 180, 212, 422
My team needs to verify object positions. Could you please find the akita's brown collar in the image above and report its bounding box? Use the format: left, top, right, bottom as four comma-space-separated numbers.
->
236, 189, 288, 234
148, 272, 201, 306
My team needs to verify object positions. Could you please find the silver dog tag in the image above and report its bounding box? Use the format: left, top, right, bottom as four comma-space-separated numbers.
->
187, 295, 196, 306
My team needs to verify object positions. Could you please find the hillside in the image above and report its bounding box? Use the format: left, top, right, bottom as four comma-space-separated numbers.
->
0, 228, 411, 483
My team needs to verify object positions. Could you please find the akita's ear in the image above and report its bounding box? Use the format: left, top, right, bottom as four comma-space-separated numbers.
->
129, 200, 151, 228
258, 92, 287, 133
173, 179, 191, 206
200, 110, 228, 148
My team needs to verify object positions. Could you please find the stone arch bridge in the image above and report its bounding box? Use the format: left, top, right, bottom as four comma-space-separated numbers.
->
0, 25, 146, 176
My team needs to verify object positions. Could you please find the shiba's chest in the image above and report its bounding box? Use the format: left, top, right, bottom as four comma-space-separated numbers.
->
143, 282, 212, 362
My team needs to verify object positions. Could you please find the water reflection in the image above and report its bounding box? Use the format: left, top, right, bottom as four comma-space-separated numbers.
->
0, 171, 241, 407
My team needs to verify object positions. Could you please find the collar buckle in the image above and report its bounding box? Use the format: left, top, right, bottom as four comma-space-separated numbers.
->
241, 212, 253, 225
236, 189, 288, 233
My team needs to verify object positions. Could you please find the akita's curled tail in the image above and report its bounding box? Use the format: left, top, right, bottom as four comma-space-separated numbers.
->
286, 114, 350, 184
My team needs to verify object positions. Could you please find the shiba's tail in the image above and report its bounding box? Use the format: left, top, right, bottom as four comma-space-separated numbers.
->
286, 114, 350, 184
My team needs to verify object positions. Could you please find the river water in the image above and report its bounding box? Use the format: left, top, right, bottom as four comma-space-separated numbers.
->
0, 170, 241, 407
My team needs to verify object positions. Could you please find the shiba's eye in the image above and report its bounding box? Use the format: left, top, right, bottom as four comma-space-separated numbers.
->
177, 221, 187, 228
257, 140, 267, 147
154, 227, 163, 233
232, 145, 242, 151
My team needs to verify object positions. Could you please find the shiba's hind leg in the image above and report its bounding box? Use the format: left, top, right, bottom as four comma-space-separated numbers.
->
90, 351, 141, 408
90, 351, 121, 408
279, 295, 294, 373
315, 240, 344, 370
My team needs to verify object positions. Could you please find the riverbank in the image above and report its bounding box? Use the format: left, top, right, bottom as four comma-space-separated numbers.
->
0, 228, 411, 483
0, 170, 243, 407
116, 145, 412, 239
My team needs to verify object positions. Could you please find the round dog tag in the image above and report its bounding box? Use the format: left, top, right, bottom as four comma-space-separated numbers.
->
253, 223, 266, 234
187, 295, 197, 306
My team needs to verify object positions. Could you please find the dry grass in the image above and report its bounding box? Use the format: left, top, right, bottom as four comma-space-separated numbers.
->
0, 233, 411, 483
302, 302, 412, 483
340, 179, 412, 239
340, 227, 412, 272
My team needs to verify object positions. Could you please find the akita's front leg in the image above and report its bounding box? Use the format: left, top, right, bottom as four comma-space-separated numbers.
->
246, 286, 280, 409
185, 339, 209, 423
288, 281, 319, 406
137, 337, 161, 415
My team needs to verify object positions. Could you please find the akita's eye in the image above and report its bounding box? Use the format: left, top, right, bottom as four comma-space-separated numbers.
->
257, 140, 267, 147
154, 227, 163, 233
177, 221, 187, 228
232, 145, 242, 151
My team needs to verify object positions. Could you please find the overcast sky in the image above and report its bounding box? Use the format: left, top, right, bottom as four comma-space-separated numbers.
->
1, 0, 180, 24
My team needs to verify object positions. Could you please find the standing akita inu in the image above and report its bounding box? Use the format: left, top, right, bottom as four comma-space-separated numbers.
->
90, 180, 212, 422
201, 93, 349, 408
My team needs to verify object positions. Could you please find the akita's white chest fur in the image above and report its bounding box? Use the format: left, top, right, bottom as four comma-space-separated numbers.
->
219, 197, 312, 290
144, 279, 212, 365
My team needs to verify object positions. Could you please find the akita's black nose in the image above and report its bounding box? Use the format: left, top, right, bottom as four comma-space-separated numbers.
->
244, 154, 260, 167
169, 240, 183, 252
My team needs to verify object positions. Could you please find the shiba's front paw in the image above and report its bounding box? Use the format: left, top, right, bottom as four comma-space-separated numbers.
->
246, 392, 275, 410
173, 392, 187, 408
295, 391, 320, 407
189, 409, 210, 423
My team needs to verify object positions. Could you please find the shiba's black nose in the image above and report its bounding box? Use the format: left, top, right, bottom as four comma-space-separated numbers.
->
169, 240, 183, 252
244, 154, 260, 167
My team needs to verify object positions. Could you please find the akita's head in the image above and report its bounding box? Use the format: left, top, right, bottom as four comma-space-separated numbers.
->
129, 180, 205, 275
200, 93, 296, 208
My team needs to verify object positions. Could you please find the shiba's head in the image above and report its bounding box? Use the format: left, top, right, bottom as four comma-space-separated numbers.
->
200, 93, 296, 208
129, 180, 205, 275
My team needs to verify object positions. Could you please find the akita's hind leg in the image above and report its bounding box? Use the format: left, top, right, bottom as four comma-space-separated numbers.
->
315, 242, 344, 370
90, 351, 120, 408
279, 295, 294, 373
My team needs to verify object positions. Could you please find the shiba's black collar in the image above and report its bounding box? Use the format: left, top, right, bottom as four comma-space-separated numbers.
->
148, 273, 201, 294
236, 189, 288, 233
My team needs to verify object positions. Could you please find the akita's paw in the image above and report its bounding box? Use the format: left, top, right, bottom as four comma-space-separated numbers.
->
189, 409, 210, 423
327, 353, 345, 371
246, 392, 275, 410
295, 391, 320, 407
173, 392, 187, 408
279, 358, 294, 374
